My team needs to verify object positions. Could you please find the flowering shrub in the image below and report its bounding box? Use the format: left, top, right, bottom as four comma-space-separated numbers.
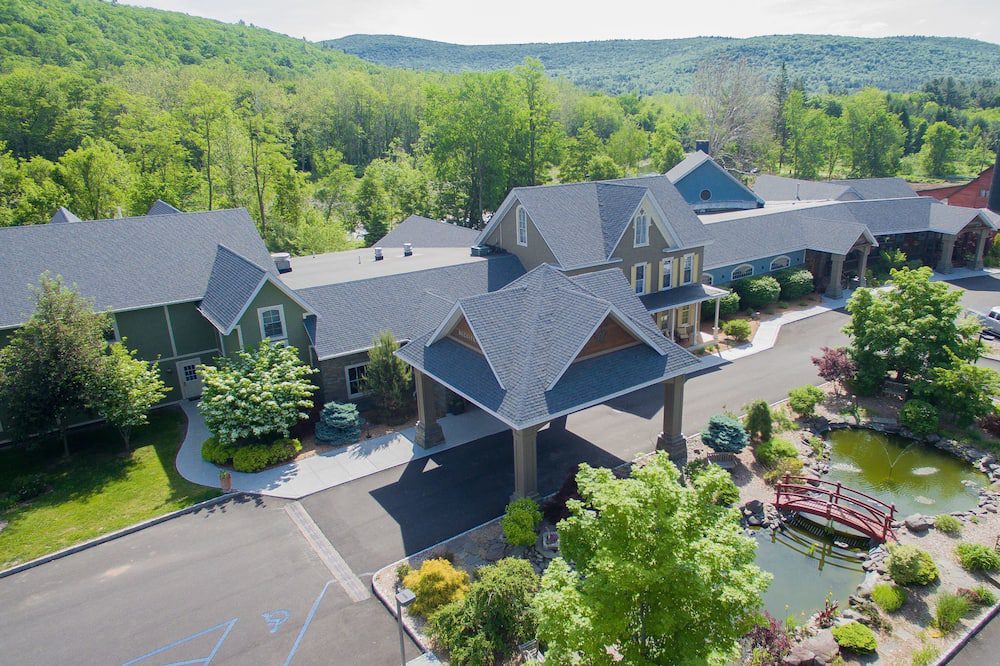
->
198, 341, 317, 445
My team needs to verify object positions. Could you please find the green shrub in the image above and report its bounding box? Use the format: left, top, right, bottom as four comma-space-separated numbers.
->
701, 414, 749, 453
887, 544, 939, 586
718, 291, 740, 318
734, 275, 781, 309
428, 558, 539, 664
744, 399, 773, 442
763, 456, 804, 485
501, 497, 542, 547
968, 585, 998, 606
900, 399, 940, 438
934, 514, 962, 535
403, 558, 470, 617
723, 318, 752, 342
831, 621, 877, 653
755, 437, 799, 468
10, 473, 47, 501
956, 542, 1000, 572
787, 385, 825, 418
314, 401, 363, 445
871, 582, 907, 612
395, 563, 412, 586
933, 592, 972, 633
775, 268, 814, 300
912, 644, 939, 666
231, 437, 302, 473
201, 437, 237, 465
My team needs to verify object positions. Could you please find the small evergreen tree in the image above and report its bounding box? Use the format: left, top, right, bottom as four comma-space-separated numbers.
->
744, 400, 773, 442
314, 401, 363, 446
364, 330, 412, 422
701, 414, 749, 453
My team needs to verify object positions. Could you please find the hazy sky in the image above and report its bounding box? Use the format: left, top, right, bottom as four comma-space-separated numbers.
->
126, 0, 1000, 44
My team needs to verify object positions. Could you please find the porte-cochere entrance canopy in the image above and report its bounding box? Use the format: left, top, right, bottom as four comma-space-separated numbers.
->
396, 264, 703, 498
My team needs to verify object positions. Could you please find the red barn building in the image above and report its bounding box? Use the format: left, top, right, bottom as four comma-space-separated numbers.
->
916, 166, 994, 208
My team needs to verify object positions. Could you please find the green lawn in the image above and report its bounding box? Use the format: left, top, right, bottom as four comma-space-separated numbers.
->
0, 408, 219, 569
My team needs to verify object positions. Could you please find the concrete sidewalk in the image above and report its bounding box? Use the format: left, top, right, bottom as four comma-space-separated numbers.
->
175, 401, 508, 499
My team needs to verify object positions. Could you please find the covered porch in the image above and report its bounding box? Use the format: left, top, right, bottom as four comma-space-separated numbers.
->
640, 283, 730, 348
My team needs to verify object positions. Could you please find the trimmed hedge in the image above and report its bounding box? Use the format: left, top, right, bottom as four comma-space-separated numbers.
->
774, 268, 815, 300
832, 621, 877, 653
231, 437, 302, 473
733, 275, 781, 309
201, 437, 237, 465
501, 497, 542, 547
718, 291, 741, 318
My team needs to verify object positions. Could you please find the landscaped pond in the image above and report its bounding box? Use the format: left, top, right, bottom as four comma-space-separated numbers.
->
752, 523, 866, 620
825, 428, 988, 517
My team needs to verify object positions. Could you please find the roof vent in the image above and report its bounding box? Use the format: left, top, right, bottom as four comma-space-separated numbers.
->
403, 242, 413, 256
271, 252, 292, 274
374, 246, 384, 261
695, 140, 710, 155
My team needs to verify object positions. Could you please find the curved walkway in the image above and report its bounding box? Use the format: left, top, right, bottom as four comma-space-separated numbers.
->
174, 401, 508, 499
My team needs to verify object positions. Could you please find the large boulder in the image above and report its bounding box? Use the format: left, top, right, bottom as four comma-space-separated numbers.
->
904, 513, 933, 532
782, 646, 816, 666
799, 629, 839, 665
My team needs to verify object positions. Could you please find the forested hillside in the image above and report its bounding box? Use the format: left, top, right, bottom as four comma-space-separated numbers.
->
0, 0, 997, 258
325, 34, 1000, 95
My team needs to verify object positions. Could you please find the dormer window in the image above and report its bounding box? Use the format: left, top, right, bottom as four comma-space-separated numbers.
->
516, 206, 528, 246
633, 209, 649, 247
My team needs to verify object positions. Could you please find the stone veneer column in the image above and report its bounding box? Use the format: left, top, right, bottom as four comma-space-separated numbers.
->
974, 229, 989, 271
825, 254, 845, 298
414, 369, 444, 448
511, 425, 540, 500
937, 234, 956, 274
655, 375, 686, 466
857, 246, 871, 288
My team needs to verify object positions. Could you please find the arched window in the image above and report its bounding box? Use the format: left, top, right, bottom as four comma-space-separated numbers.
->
633, 208, 649, 247
700, 189, 712, 201
516, 206, 528, 246
770, 255, 791, 271
731, 264, 754, 280
701, 273, 713, 286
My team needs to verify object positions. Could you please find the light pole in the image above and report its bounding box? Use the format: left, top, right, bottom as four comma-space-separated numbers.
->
395, 588, 416, 666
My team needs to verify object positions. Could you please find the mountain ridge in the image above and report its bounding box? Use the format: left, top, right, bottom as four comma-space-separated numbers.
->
323, 33, 1000, 94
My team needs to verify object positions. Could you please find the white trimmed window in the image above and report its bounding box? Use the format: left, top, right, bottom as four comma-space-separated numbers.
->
634, 263, 647, 295
345, 362, 368, 399
516, 206, 528, 246
732, 264, 754, 280
257, 305, 287, 341
682, 253, 694, 284
661, 257, 673, 290
770, 255, 791, 271
702, 273, 714, 286
633, 208, 649, 247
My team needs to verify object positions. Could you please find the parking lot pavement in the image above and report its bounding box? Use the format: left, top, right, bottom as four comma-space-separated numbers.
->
0, 494, 413, 665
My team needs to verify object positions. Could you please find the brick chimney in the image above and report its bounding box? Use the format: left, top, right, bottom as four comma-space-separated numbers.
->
989, 146, 1000, 214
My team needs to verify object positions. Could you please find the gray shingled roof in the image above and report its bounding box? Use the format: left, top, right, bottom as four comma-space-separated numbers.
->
485, 174, 709, 271
844, 197, 992, 235
665, 151, 711, 183
299, 255, 525, 359
396, 265, 701, 429
49, 207, 82, 224
0, 208, 273, 329
665, 151, 764, 211
702, 203, 875, 269
640, 283, 729, 313
147, 200, 182, 215
753, 175, 917, 202
198, 245, 269, 334
375, 214, 480, 248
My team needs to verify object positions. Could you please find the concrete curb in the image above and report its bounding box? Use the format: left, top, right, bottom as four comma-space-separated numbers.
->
0, 492, 237, 579
937, 599, 1000, 665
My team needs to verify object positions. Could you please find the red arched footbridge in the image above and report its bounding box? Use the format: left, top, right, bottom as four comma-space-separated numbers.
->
774, 476, 897, 543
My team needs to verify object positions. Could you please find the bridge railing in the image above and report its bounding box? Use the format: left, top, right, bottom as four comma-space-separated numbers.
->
774, 475, 896, 542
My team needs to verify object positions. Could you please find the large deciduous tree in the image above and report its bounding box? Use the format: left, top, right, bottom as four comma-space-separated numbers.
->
920, 121, 961, 178
0, 275, 109, 457
842, 88, 905, 177
533, 453, 770, 665
88, 342, 168, 450
845, 267, 981, 393
56, 137, 133, 220
198, 341, 317, 445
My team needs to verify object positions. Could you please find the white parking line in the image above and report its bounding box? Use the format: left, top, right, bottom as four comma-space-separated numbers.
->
284, 501, 370, 603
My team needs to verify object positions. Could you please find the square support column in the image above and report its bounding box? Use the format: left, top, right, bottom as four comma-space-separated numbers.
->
937, 234, 956, 274
857, 245, 871, 288
713, 297, 721, 342
825, 253, 845, 298
655, 375, 686, 467
414, 369, 444, 448
512, 425, 541, 500
974, 229, 990, 271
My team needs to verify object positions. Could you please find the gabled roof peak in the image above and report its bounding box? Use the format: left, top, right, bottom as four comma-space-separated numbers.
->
147, 199, 182, 215
49, 207, 82, 224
